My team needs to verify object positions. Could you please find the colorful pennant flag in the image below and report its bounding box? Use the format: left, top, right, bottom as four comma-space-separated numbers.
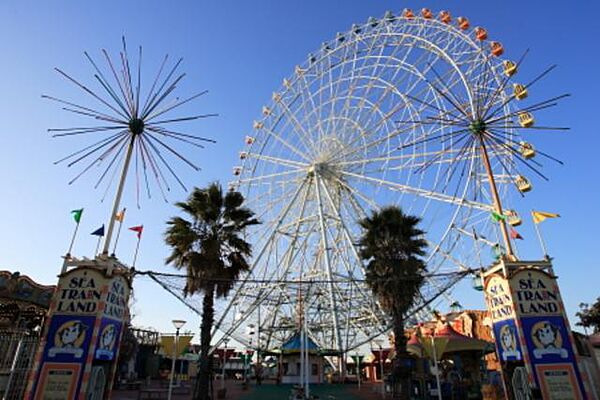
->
490, 211, 506, 223
532, 211, 560, 224
509, 227, 524, 240
129, 225, 144, 239
115, 208, 126, 222
91, 225, 105, 237
71, 208, 84, 224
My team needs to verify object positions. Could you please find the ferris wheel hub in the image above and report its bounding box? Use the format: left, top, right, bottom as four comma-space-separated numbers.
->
469, 119, 487, 136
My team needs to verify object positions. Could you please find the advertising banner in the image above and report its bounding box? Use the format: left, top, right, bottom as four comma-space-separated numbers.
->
510, 268, 586, 399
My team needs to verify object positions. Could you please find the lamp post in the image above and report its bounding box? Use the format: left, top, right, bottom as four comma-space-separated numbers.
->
221, 338, 230, 390
168, 319, 186, 400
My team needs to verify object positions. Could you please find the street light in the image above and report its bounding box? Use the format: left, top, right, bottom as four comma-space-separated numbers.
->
168, 319, 186, 400
221, 338, 230, 390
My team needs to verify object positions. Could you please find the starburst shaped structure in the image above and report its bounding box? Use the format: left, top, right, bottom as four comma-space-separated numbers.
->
46, 38, 216, 255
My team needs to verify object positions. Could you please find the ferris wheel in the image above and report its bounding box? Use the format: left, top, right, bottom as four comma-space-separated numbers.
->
212, 9, 566, 355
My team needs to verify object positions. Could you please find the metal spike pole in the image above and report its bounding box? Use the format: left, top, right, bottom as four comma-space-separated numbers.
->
103, 136, 135, 255
479, 137, 514, 258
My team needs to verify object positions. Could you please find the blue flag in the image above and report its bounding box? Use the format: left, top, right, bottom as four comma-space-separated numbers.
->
91, 225, 105, 237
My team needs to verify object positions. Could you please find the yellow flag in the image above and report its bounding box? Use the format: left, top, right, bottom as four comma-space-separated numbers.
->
115, 208, 126, 222
160, 335, 193, 356
532, 210, 560, 224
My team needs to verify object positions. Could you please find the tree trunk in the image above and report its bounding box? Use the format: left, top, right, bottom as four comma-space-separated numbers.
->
392, 313, 410, 400
194, 285, 215, 400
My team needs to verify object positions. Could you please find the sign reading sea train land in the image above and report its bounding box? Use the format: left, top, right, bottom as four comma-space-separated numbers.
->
104, 276, 128, 320
55, 269, 104, 314
512, 270, 560, 315
485, 274, 514, 322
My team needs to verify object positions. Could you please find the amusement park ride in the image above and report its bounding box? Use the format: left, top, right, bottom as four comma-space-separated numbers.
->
26, 7, 588, 400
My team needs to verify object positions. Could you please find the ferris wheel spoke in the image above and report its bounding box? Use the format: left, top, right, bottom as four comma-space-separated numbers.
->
257, 125, 313, 163
319, 178, 388, 325
237, 168, 304, 185
244, 153, 308, 169
212, 178, 310, 336
315, 174, 344, 353
272, 90, 321, 156
340, 170, 490, 211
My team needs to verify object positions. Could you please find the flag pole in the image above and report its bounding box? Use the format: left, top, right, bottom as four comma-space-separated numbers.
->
95, 235, 102, 256
66, 220, 80, 257
532, 211, 549, 259
112, 208, 126, 256
132, 234, 141, 268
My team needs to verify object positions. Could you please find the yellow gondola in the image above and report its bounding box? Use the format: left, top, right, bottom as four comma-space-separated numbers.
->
519, 141, 535, 159
518, 112, 535, 128
503, 60, 517, 77
513, 83, 528, 100
283, 78, 291, 89
504, 210, 522, 226
516, 175, 532, 193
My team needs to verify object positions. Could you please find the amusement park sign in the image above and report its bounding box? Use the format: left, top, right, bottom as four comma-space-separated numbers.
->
510, 269, 560, 316
55, 269, 104, 314
484, 274, 515, 323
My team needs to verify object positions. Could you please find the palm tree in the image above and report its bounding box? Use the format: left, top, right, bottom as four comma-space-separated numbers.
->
165, 183, 259, 400
358, 206, 427, 400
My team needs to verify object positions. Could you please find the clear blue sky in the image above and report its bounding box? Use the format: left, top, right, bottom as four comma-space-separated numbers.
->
0, 1, 598, 338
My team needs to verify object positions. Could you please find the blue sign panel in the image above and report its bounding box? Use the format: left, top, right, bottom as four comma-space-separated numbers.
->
94, 318, 123, 361
43, 314, 96, 363
493, 319, 523, 362
521, 315, 586, 396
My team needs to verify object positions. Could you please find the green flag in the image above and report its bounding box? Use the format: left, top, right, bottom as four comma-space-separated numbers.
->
71, 208, 84, 224
490, 211, 506, 223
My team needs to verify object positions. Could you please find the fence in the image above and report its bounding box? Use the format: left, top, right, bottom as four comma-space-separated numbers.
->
0, 334, 39, 400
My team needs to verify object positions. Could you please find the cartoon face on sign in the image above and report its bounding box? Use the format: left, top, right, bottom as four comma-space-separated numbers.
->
499, 324, 521, 361
531, 321, 568, 359
49, 320, 88, 358
95, 321, 121, 360
99, 324, 117, 351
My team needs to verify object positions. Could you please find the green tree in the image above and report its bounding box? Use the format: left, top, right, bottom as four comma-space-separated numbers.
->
358, 206, 427, 400
165, 183, 258, 400
577, 298, 600, 334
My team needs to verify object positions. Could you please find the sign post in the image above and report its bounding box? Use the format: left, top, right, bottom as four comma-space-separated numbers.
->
483, 259, 587, 399
25, 257, 131, 400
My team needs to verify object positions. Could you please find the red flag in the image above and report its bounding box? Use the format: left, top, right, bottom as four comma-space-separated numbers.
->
509, 227, 523, 240
129, 225, 144, 239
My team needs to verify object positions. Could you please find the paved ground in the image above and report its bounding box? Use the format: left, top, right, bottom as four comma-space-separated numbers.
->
112, 380, 388, 399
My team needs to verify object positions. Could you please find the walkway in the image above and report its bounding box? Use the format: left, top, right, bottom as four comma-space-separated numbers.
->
112, 381, 387, 399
